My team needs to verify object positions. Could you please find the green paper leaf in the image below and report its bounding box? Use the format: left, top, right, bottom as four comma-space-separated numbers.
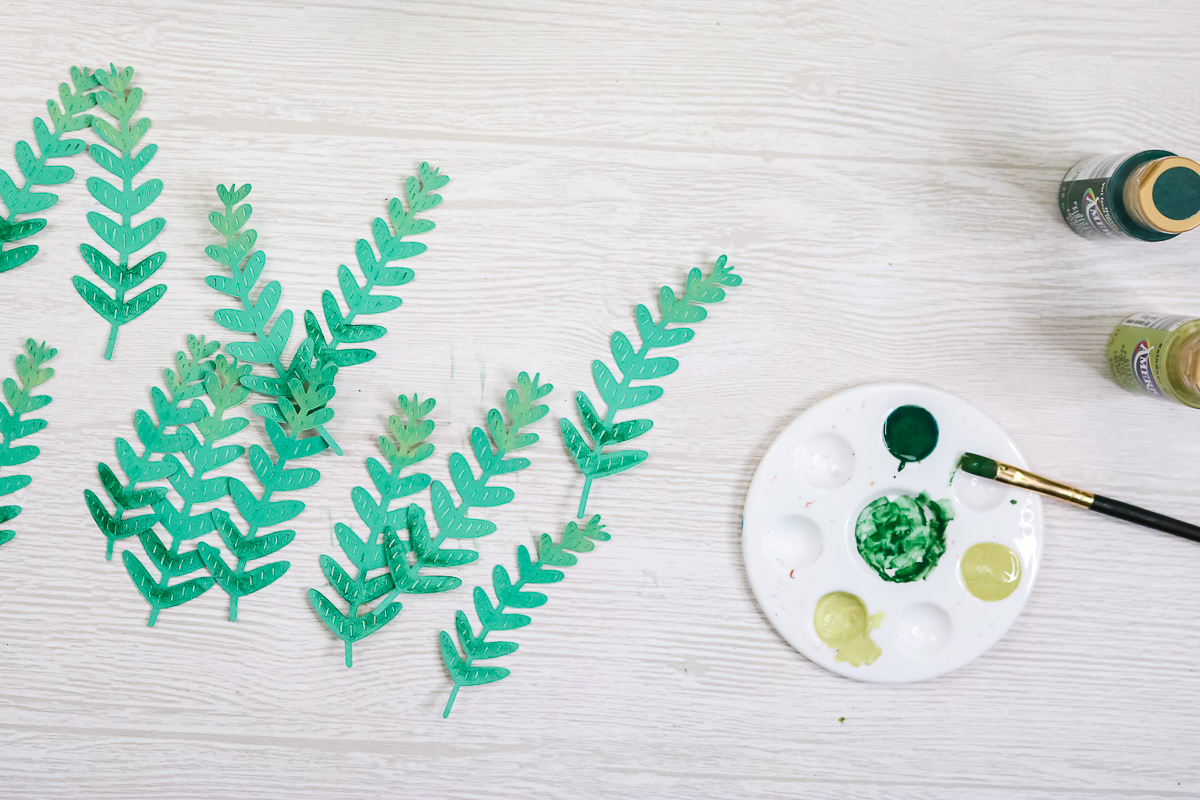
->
440, 516, 607, 716
0, 341, 55, 546
137, 530, 207, 577
123, 550, 214, 610
440, 630, 509, 687
561, 257, 740, 516
91, 341, 254, 626
204, 167, 447, 454
0, 69, 97, 275
72, 66, 166, 360
198, 541, 289, 600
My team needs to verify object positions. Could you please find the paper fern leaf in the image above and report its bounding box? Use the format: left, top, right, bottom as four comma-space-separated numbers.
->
440, 257, 742, 714
418, 372, 552, 567
122, 354, 251, 625
310, 373, 551, 667
204, 163, 447, 452
307, 394, 437, 667
0, 67, 98, 274
440, 515, 607, 716
199, 359, 331, 621
71, 65, 166, 360
0, 340, 57, 546
560, 256, 741, 516
86, 335, 217, 560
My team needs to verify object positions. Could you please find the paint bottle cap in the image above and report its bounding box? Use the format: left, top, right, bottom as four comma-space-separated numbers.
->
1124, 156, 1200, 234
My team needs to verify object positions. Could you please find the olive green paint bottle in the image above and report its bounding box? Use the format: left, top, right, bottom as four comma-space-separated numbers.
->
1059, 152, 1200, 241
1107, 313, 1200, 407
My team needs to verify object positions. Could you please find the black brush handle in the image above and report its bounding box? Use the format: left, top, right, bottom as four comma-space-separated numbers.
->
1091, 495, 1200, 545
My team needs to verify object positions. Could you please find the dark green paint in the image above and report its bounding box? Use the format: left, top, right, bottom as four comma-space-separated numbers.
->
883, 405, 938, 471
1153, 167, 1200, 221
957, 452, 998, 480
855, 492, 954, 583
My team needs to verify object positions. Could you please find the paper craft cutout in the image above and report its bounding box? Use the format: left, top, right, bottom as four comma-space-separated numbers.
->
440, 257, 741, 716
1, 67, 98, 274
205, 163, 448, 452
0, 340, 57, 546
560, 256, 741, 516
71, 65, 166, 360
310, 373, 552, 666
308, 394, 437, 667
86, 335, 216, 560
440, 515, 607, 717
198, 355, 332, 621
123, 355, 251, 624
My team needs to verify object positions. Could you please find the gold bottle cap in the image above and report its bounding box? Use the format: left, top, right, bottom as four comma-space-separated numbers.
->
1124, 156, 1200, 234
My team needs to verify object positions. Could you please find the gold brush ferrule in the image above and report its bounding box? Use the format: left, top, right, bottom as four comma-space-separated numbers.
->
994, 462, 1095, 508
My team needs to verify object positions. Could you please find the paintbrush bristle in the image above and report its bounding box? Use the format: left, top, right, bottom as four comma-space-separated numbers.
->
958, 452, 998, 479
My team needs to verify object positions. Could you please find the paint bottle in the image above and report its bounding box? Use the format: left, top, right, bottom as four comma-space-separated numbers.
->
1058, 151, 1200, 241
1107, 313, 1200, 407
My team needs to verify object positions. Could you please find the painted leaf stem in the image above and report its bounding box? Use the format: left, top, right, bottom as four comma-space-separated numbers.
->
0, 67, 98, 274
0, 340, 57, 546
71, 65, 166, 360
86, 335, 216, 560
440, 515, 607, 717
560, 255, 741, 516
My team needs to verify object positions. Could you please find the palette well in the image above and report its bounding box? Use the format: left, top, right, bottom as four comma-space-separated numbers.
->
742, 383, 1042, 683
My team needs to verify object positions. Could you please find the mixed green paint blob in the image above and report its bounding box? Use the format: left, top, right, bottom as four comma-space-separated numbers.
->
960, 542, 1021, 602
855, 492, 953, 583
883, 405, 938, 471
814, 591, 884, 666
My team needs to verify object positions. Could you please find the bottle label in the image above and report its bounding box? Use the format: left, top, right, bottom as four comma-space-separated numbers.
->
1058, 153, 1139, 239
1106, 313, 1195, 402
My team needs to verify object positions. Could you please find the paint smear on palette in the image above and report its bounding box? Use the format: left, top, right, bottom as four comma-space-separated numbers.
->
855, 492, 953, 583
814, 591, 884, 666
960, 542, 1021, 601
883, 405, 938, 471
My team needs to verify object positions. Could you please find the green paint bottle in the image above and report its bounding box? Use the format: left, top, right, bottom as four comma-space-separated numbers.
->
1059, 152, 1200, 241
1107, 313, 1200, 407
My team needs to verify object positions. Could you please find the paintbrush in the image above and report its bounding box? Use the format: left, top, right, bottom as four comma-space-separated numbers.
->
958, 453, 1200, 545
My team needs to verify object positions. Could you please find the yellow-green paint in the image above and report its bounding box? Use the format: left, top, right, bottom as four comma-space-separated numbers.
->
814, 591, 884, 666
960, 542, 1021, 602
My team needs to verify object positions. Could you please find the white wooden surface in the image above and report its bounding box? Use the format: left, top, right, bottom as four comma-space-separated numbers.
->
2, 1, 1199, 797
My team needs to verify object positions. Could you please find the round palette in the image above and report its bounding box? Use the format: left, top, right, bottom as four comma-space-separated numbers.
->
742, 383, 1042, 683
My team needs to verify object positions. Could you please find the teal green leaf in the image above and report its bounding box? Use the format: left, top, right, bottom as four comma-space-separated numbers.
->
311, 393, 444, 667
0, 68, 96, 274
407, 504, 476, 568
594, 448, 648, 478
137, 530, 207, 577
204, 168, 446, 454
562, 257, 740, 516
384, 525, 462, 593
455, 610, 518, 660
440, 516, 606, 716
72, 66, 166, 360
492, 565, 547, 609
440, 631, 509, 687
308, 589, 402, 650
0, 340, 54, 548
123, 550, 214, 610
85, 489, 156, 543
198, 541, 289, 599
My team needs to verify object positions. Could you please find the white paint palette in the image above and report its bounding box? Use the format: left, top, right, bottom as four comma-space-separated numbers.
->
742, 383, 1042, 683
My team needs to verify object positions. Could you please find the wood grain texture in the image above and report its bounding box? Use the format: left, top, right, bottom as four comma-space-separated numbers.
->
1, 0, 1199, 797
